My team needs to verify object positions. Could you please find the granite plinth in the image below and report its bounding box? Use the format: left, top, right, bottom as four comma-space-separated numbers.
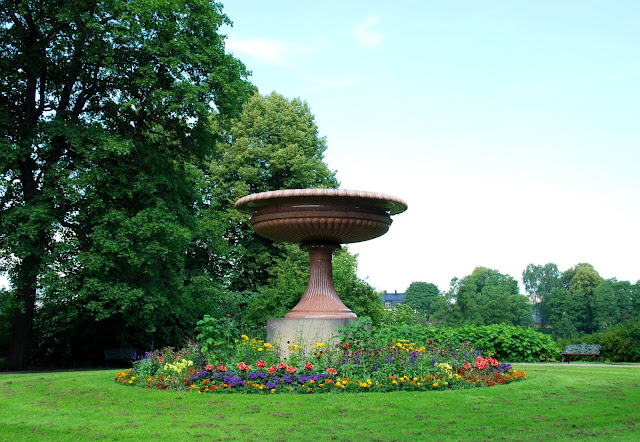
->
267, 317, 354, 357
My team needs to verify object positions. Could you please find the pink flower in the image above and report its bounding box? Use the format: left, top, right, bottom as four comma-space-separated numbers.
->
486, 357, 500, 367
463, 362, 472, 370
326, 367, 337, 375
278, 362, 287, 369
205, 364, 214, 371
285, 365, 297, 374
216, 364, 227, 372
237, 362, 250, 372
255, 360, 267, 369
267, 365, 278, 375
304, 362, 314, 371
474, 357, 489, 370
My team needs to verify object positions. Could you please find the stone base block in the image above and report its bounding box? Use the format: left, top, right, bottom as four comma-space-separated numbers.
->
267, 317, 354, 358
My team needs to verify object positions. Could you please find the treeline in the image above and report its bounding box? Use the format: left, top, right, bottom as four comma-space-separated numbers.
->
0, 1, 382, 370
400, 263, 640, 340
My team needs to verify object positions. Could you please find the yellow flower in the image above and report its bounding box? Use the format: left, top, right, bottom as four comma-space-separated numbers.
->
241, 335, 249, 340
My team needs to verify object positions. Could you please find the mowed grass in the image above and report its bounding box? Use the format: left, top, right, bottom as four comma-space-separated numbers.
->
1, 365, 639, 441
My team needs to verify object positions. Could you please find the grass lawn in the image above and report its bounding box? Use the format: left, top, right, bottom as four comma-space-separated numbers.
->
1, 365, 639, 441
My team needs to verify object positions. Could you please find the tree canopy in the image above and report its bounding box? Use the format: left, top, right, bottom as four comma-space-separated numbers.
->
207, 91, 339, 292
437, 267, 532, 328
403, 281, 441, 321
1, 0, 254, 368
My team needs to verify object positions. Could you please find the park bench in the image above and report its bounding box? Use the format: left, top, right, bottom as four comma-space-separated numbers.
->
561, 344, 601, 363
104, 348, 138, 367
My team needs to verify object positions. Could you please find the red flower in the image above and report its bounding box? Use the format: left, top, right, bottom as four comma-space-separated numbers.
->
429, 340, 433, 345
216, 364, 227, 372
237, 362, 250, 372
326, 367, 337, 375
267, 365, 278, 375
345, 342, 349, 350
255, 360, 267, 369
285, 365, 297, 374
226, 314, 231, 317
304, 362, 314, 371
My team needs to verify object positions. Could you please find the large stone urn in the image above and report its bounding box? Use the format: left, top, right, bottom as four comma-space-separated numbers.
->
235, 189, 407, 353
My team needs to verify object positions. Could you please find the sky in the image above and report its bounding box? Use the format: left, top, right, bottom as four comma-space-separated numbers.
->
220, 0, 640, 293
2, 1, 638, 294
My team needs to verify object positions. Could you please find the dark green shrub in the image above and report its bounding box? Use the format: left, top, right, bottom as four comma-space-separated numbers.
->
562, 316, 640, 362
337, 322, 560, 362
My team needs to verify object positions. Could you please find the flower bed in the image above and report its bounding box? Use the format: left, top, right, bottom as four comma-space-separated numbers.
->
114, 334, 526, 394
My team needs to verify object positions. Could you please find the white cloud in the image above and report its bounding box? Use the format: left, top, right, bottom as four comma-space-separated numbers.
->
225, 37, 292, 66
351, 16, 383, 47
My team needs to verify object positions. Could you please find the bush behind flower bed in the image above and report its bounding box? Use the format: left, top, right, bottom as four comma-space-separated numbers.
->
339, 320, 560, 362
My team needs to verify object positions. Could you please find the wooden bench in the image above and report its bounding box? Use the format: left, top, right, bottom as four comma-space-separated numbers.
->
104, 348, 138, 367
561, 344, 601, 363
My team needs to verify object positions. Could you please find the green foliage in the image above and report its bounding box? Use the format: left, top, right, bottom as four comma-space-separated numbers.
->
525, 263, 638, 338
380, 304, 427, 327
437, 267, 532, 328
195, 315, 239, 362
522, 263, 563, 325
243, 246, 383, 327
403, 281, 441, 321
337, 322, 560, 362
561, 316, 640, 362
207, 92, 339, 292
1, 0, 254, 368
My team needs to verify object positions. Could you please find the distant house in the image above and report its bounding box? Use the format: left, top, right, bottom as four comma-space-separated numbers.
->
381, 290, 405, 308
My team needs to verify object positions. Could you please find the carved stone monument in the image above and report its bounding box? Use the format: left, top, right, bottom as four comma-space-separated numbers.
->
235, 189, 407, 353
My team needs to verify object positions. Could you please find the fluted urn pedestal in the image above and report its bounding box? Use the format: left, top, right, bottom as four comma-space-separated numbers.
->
235, 189, 407, 354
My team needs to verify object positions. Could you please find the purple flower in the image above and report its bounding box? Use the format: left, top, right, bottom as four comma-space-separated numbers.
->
266, 381, 276, 389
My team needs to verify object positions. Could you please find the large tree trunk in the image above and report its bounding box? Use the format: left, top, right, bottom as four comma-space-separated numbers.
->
7, 255, 39, 370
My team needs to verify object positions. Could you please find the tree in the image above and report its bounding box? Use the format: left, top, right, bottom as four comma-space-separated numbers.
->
208, 92, 339, 292
1, 0, 254, 368
242, 245, 383, 327
403, 281, 441, 321
522, 263, 563, 326
546, 288, 587, 338
562, 263, 603, 333
438, 267, 532, 327
591, 279, 621, 331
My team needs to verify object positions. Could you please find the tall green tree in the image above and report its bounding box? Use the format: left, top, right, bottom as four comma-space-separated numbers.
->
0, 0, 253, 368
546, 288, 587, 338
562, 263, 603, 334
403, 281, 441, 322
242, 244, 383, 327
522, 263, 563, 326
208, 92, 339, 292
591, 279, 621, 331
438, 267, 532, 327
